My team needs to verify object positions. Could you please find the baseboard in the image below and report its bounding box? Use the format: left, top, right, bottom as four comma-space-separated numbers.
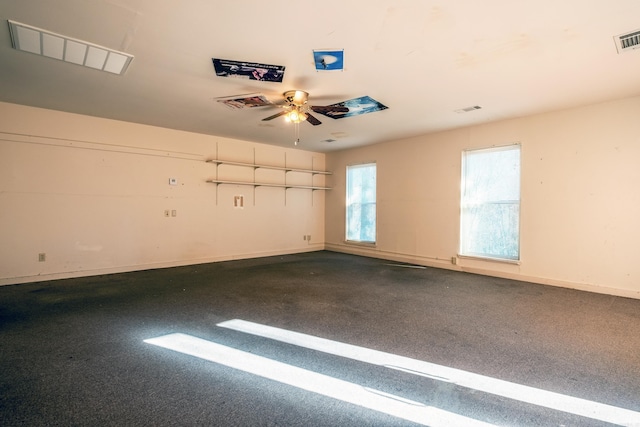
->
6, 244, 637, 300
460, 265, 640, 300
0, 245, 324, 286
324, 243, 454, 269
325, 243, 640, 300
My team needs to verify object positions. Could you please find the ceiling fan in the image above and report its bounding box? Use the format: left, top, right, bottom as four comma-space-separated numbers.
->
256, 90, 349, 126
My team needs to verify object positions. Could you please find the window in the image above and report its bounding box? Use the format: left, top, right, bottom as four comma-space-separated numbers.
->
460, 145, 520, 261
346, 163, 376, 243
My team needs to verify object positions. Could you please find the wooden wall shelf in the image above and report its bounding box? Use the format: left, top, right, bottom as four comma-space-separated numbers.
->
206, 159, 332, 191
207, 159, 332, 176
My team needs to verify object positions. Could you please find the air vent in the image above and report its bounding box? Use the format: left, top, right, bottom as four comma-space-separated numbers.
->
455, 105, 482, 114
7, 20, 134, 74
614, 29, 640, 54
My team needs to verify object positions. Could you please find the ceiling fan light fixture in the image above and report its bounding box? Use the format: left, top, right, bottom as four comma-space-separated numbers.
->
285, 109, 307, 123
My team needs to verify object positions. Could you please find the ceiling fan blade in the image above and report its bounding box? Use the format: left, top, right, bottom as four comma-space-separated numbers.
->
310, 105, 349, 113
262, 111, 288, 121
305, 113, 322, 126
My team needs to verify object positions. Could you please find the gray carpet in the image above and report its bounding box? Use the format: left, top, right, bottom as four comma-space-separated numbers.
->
1, 251, 639, 426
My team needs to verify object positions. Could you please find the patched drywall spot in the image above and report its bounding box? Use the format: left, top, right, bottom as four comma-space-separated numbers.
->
456, 33, 534, 69
75, 242, 103, 252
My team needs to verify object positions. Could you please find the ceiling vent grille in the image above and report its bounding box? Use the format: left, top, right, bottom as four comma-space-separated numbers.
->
7, 20, 134, 75
614, 29, 640, 54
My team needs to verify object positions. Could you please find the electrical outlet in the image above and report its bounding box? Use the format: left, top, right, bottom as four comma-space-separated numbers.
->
307, 235, 311, 242
38, 253, 46, 262
451, 256, 458, 265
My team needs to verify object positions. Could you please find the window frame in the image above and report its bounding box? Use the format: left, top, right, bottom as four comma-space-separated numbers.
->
459, 144, 521, 263
345, 162, 377, 245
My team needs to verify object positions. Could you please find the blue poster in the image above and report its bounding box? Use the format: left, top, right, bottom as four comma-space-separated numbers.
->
313, 50, 344, 71
316, 96, 388, 119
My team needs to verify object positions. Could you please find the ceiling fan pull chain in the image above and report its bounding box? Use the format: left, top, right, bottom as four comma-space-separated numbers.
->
295, 121, 303, 145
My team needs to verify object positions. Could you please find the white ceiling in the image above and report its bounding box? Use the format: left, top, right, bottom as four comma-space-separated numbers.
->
1, 1, 640, 152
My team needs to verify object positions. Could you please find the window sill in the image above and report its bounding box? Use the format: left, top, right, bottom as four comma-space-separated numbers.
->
344, 240, 377, 248
457, 254, 521, 265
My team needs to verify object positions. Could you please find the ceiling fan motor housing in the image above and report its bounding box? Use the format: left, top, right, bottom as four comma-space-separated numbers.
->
284, 90, 309, 106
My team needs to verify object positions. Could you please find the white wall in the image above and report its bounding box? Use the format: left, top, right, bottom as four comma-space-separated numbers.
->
0, 102, 326, 285
325, 96, 640, 299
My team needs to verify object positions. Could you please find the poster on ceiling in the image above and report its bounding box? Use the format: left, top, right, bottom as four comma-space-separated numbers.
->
212, 58, 285, 82
316, 96, 388, 119
313, 49, 344, 71
215, 93, 272, 110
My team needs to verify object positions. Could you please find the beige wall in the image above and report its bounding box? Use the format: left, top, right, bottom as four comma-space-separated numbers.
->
0, 102, 326, 285
325, 96, 640, 299
3, 97, 640, 298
